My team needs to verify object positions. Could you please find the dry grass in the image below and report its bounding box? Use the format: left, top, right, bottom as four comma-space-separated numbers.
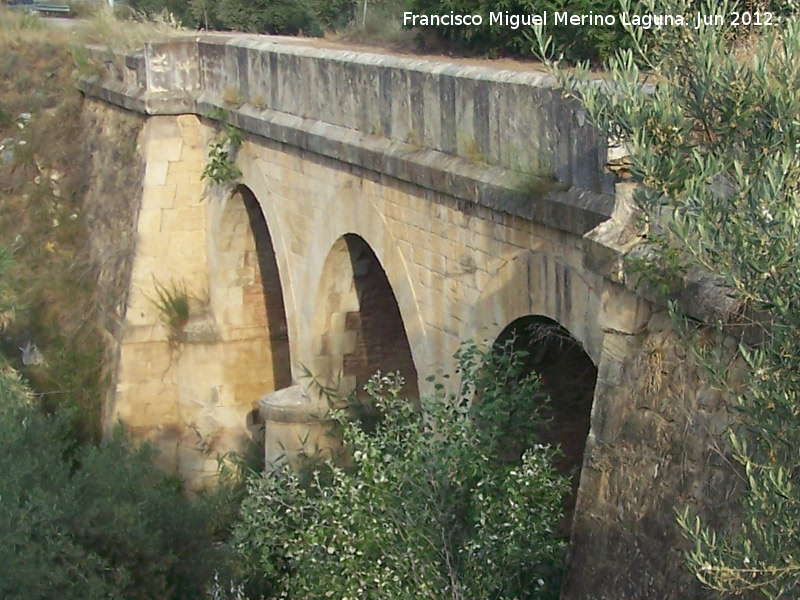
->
222, 86, 245, 108
79, 8, 183, 51
331, 5, 416, 52
0, 6, 182, 49
0, 8, 175, 440
644, 345, 665, 395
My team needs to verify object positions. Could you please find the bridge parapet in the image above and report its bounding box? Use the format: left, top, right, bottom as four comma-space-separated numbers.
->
80, 35, 734, 332
137, 35, 612, 192
81, 34, 748, 600
79, 34, 616, 237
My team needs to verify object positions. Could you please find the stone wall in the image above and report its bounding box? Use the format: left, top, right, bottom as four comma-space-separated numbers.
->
81, 35, 615, 241
79, 101, 145, 436
83, 39, 746, 598
133, 34, 612, 193
109, 114, 292, 487
232, 135, 609, 386
564, 310, 741, 599
106, 108, 612, 486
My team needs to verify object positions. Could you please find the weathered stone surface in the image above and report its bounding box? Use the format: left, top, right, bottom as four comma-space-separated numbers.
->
87, 39, 747, 600
566, 322, 742, 600
80, 35, 615, 237
182, 312, 221, 344
598, 281, 652, 335
259, 385, 341, 469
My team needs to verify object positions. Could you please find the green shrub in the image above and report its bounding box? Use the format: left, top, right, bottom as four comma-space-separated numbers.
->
0, 365, 225, 599
203, 121, 243, 186
151, 278, 192, 344
408, 0, 800, 64
406, 0, 632, 63
231, 341, 569, 599
190, 0, 227, 30
127, 0, 354, 34
126, 0, 198, 26
310, 0, 357, 30
546, 1, 800, 597
217, 0, 324, 36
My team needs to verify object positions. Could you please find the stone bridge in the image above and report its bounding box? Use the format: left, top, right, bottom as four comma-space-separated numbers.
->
81, 34, 735, 600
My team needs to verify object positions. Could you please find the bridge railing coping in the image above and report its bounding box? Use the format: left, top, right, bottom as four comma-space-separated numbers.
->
223, 34, 560, 88
189, 36, 609, 193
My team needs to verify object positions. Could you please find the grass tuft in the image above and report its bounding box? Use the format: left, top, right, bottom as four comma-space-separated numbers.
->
330, 4, 416, 50
151, 279, 191, 344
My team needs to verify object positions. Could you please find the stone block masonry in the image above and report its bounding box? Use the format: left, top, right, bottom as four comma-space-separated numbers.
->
84, 38, 743, 600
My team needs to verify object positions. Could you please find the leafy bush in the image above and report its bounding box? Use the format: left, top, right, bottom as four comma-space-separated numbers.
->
127, 0, 199, 26
232, 342, 569, 599
309, 0, 357, 30
187, 0, 228, 30
0, 365, 225, 599
545, 0, 800, 597
408, 0, 800, 64
216, 0, 324, 36
406, 0, 632, 63
203, 121, 243, 185
126, 0, 355, 33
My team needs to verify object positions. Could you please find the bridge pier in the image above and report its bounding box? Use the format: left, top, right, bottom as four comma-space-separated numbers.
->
109, 115, 293, 487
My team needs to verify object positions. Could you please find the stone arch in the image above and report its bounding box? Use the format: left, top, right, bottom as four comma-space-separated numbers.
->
492, 314, 598, 535
474, 249, 605, 536
310, 234, 419, 401
235, 146, 300, 382
475, 250, 604, 364
207, 184, 292, 404
236, 142, 431, 393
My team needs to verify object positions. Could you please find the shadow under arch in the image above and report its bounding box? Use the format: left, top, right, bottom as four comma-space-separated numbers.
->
309, 233, 419, 402
492, 314, 598, 536
474, 250, 604, 364
474, 249, 606, 540
209, 184, 292, 404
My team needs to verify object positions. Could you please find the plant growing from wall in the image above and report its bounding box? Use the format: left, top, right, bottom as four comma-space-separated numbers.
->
535, 1, 800, 597
221, 87, 245, 109
203, 119, 243, 186
231, 341, 569, 599
150, 278, 191, 344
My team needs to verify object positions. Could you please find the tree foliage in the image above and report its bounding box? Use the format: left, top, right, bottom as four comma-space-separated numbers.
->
215, 0, 324, 36
539, 1, 800, 597
0, 365, 226, 599
407, 0, 632, 63
127, 0, 356, 34
232, 341, 569, 599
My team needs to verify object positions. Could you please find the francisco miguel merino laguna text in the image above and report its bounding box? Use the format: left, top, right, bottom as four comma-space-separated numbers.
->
403, 10, 775, 29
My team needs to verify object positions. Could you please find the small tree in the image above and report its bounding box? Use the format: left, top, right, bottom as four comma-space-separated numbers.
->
535, 1, 800, 597
232, 341, 569, 599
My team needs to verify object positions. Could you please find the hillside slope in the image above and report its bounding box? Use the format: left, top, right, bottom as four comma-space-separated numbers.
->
0, 11, 162, 439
